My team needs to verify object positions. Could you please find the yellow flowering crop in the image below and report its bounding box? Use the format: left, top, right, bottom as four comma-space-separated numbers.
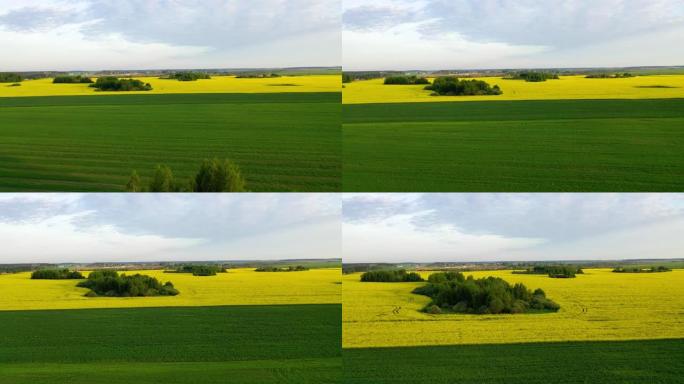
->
343, 75, 684, 104
343, 269, 684, 348
0, 75, 341, 97
0, 268, 341, 311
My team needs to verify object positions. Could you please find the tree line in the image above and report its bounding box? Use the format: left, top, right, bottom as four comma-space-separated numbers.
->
512, 265, 583, 278
504, 71, 559, 82
31, 268, 84, 280
0, 73, 22, 83
360, 269, 423, 282
426, 77, 502, 96
53, 75, 93, 84
166, 264, 226, 276
77, 270, 179, 297
413, 271, 560, 315
254, 265, 309, 272
586, 73, 635, 79
162, 72, 211, 81
612, 266, 671, 273
90, 77, 152, 91
384, 75, 430, 85
126, 158, 246, 192
236, 73, 281, 78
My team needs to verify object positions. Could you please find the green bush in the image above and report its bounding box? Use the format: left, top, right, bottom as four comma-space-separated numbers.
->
192, 158, 246, 192
90, 77, 152, 91
512, 265, 583, 278
360, 269, 424, 282
53, 75, 94, 84
425, 77, 502, 96
162, 72, 211, 81
412, 272, 560, 314
31, 269, 84, 280
168, 265, 226, 276
77, 270, 179, 297
384, 75, 430, 85
504, 71, 559, 82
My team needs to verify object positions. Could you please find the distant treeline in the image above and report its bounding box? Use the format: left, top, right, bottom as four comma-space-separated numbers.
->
236, 73, 281, 78
90, 77, 152, 91
586, 73, 635, 79
343, 72, 400, 83
384, 75, 430, 85
360, 269, 423, 282
31, 269, 84, 280
255, 265, 309, 272
426, 77, 502, 96
53, 75, 93, 84
77, 270, 179, 297
126, 158, 246, 192
504, 71, 559, 82
512, 265, 583, 278
162, 72, 211, 81
0, 73, 22, 83
413, 272, 560, 314
166, 264, 226, 276
612, 266, 671, 273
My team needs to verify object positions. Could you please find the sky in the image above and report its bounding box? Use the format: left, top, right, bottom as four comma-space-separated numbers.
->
0, 194, 341, 264
343, 193, 684, 263
0, 0, 341, 71
343, 0, 684, 70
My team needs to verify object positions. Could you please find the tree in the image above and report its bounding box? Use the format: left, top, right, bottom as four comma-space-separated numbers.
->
192, 158, 246, 192
125, 170, 142, 192
149, 165, 176, 192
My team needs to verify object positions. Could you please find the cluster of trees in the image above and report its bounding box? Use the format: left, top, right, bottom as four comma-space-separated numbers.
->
168, 265, 226, 276
360, 269, 424, 282
254, 265, 309, 272
125, 158, 246, 192
162, 72, 211, 81
236, 73, 281, 78
512, 265, 583, 278
31, 269, 84, 280
612, 266, 671, 273
504, 72, 559, 82
586, 73, 635, 79
413, 272, 560, 315
77, 270, 179, 297
89, 77, 152, 91
425, 77, 502, 96
383, 75, 430, 85
53, 75, 93, 84
0, 73, 22, 83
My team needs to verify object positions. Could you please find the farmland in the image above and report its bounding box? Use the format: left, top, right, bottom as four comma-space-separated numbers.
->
0, 89, 340, 192
342, 268, 684, 382
0, 267, 342, 383
0, 304, 341, 384
343, 98, 684, 191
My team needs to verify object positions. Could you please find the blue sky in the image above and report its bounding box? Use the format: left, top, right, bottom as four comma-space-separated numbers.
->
0, 0, 340, 71
343, 194, 684, 263
0, 194, 341, 263
343, 0, 684, 70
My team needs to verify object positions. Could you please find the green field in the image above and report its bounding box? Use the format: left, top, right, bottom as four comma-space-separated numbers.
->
343, 99, 684, 191
0, 92, 340, 192
0, 304, 341, 383
344, 339, 684, 383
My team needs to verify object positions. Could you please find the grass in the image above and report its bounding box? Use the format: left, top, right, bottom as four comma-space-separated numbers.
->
343, 99, 684, 191
0, 92, 340, 192
0, 268, 341, 311
343, 339, 684, 383
0, 75, 341, 97
0, 304, 341, 383
342, 269, 684, 348
343, 75, 684, 104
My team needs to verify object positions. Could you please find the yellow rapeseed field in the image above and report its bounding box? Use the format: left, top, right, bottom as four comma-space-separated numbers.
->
0, 75, 341, 97
0, 268, 341, 311
343, 75, 684, 104
343, 269, 684, 348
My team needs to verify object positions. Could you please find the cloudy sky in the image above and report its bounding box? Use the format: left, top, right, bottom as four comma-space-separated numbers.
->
0, 194, 340, 264
343, 194, 684, 263
343, 0, 684, 70
0, 0, 340, 71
